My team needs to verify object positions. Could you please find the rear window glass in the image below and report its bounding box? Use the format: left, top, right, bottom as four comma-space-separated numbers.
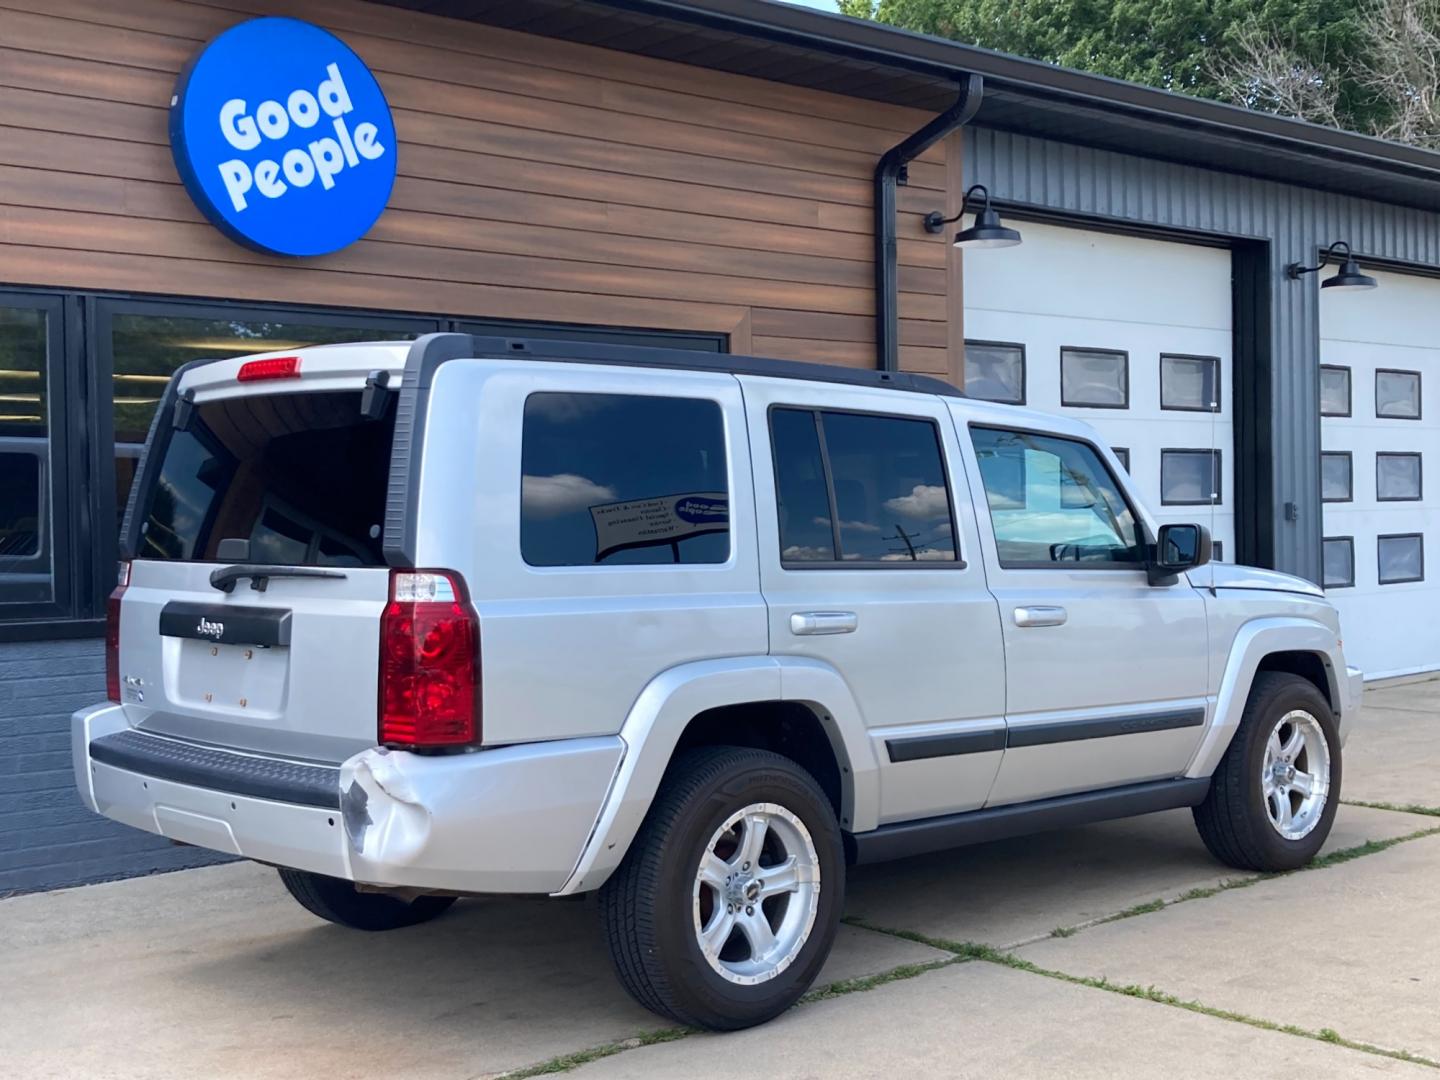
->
138, 390, 394, 565
520, 392, 729, 566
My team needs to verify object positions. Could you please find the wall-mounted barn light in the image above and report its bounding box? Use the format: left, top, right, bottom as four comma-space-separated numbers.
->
1286, 241, 1377, 291
924, 184, 1022, 249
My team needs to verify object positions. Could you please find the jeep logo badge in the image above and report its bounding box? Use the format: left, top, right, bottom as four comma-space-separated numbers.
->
196, 618, 225, 640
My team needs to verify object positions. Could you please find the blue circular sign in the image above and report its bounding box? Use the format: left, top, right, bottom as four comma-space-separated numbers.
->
170, 17, 397, 257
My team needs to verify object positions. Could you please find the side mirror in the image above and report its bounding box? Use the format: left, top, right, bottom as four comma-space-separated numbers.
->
1148, 523, 1212, 586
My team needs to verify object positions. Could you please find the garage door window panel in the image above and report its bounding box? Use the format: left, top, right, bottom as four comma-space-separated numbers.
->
1160, 354, 1220, 412
1376, 452, 1422, 502
1376, 369, 1421, 420
971, 426, 1142, 568
1060, 348, 1129, 409
1320, 451, 1353, 503
1320, 365, 1351, 418
1378, 533, 1424, 585
963, 341, 1025, 405
1323, 537, 1355, 589
1112, 447, 1130, 471
1160, 449, 1222, 506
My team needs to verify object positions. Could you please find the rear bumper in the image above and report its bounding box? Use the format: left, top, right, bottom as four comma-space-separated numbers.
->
73, 704, 624, 894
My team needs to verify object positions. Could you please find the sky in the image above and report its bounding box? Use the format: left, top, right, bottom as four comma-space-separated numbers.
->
783, 0, 842, 11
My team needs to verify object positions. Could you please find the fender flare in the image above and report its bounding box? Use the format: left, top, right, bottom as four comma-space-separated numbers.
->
552, 655, 877, 895
1185, 617, 1343, 779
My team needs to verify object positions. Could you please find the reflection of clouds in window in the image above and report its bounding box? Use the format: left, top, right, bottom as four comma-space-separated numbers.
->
883, 484, 949, 520
782, 544, 833, 561
880, 547, 953, 561
521, 473, 617, 518
524, 393, 616, 423
822, 516, 881, 534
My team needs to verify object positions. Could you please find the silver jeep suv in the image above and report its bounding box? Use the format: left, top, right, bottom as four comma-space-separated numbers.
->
74, 334, 1362, 1030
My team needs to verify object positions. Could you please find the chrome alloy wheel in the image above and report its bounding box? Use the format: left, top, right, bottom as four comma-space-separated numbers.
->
1262, 709, 1332, 841
692, 802, 821, 986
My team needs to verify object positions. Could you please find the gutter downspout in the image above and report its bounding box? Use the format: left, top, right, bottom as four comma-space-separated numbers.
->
874, 72, 983, 372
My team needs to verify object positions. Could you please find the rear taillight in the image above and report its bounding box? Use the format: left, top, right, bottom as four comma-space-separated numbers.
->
236, 355, 301, 382
378, 570, 480, 748
106, 561, 130, 703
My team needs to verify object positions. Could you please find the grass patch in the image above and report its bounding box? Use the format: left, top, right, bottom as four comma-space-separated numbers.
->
848, 921, 1440, 1070
503, 1027, 691, 1078
801, 956, 962, 1004
1344, 798, 1440, 819
1050, 925, 1077, 938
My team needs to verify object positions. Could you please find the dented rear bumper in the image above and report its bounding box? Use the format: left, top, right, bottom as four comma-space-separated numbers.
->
73, 703, 624, 894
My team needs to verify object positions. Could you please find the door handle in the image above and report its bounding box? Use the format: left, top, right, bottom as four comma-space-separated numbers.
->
790, 611, 858, 636
1013, 605, 1067, 628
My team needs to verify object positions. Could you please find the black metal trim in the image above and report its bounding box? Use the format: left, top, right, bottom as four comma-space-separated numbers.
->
1375, 368, 1423, 420
1006, 707, 1205, 748
1320, 450, 1354, 503
1159, 353, 1222, 413
158, 600, 293, 647
874, 74, 982, 373
1231, 241, 1273, 572
1160, 448, 1224, 506
1377, 532, 1425, 585
849, 776, 1213, 864
1319, 363, 1352, 418
89, 730, 340, 809
1322, 535, 1355, 589
886, 728, 1007, 762
1059, 346, 1130, 409
1376, 451, 1423, 502
962, 339, 1027, 405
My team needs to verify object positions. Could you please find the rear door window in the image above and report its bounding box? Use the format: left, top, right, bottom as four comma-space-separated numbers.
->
520, 392, 729, 566
138, 390, 395, 565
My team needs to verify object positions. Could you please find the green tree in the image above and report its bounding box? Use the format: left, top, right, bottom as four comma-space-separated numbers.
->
838, 0, 1379, 130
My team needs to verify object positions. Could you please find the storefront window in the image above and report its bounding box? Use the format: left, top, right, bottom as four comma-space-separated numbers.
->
0, 303, 55, 606
108, 312, 422, 530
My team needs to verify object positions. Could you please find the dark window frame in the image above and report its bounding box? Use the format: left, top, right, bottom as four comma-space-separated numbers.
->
1212, 540, 1224, 562
1322, 536, 1356, 589
1112, 447, 1130, 471
1320, 450, 1354, 503
1159, 353, 1222, 413
1376, 451, 1423, 502
1160, 448, 1224, 506
962, 339, 1026, 406
968, 421, 1149, 572
1377, 532, 1425, 585
1060, 346, 1130, 410
1375, 368, 1422, 421
1319, 364, 1352, 418
768, 404, 965, 571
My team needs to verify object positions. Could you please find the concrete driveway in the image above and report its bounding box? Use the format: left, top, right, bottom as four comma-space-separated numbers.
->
5, 683, 1438, 1079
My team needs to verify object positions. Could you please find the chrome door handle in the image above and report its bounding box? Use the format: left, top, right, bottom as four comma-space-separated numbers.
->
790, 611, 858, 636
1013, 606, 1067, 628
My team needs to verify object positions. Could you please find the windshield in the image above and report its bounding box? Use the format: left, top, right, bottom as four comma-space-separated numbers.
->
136, 389, 395, 566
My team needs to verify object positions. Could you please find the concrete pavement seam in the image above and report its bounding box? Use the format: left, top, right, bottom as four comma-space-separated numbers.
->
1343, 798, 1440, 818
845, 919, 1440, 1071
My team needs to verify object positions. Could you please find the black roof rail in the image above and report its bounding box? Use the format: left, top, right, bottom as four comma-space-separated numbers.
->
401, 332, 965, 398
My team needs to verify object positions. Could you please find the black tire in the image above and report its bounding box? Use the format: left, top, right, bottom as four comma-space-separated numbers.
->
277, 868, 457, 931
599, 746, 845, 1031
1193, 671, 1342, 872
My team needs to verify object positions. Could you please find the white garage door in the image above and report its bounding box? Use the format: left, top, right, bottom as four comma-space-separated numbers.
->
1321, 269, 1440, 679
963, 221, 1235, 561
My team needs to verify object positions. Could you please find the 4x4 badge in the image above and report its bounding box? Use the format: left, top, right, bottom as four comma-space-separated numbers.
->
196, 618, 225, 639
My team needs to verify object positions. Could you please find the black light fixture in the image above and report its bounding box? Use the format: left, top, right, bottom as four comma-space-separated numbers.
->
1286, 241, 1378, 291
923, 184, 1022, 249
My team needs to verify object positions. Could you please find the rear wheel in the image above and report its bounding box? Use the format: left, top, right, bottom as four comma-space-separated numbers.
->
277, 868, 457, 931
599, 746, 844, 1030
1193, 671, 1341, 872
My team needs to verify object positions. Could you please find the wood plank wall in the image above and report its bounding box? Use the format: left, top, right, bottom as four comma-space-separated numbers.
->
0, 0, 963, 378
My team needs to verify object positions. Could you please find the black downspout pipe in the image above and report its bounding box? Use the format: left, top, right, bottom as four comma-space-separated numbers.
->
874, 73, 983, 373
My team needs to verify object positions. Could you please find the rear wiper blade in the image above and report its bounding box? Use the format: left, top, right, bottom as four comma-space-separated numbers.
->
209, 564, 348, 594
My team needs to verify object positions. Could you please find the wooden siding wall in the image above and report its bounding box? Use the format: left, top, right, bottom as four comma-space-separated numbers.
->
0, 0, 962, 378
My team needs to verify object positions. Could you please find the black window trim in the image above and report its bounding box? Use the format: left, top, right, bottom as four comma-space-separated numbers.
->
768, 403, 966, 571
962, 338, 1027, 406
1319, 363, 1352, 418
1375, 367, 1423, 421
1377, 531, 1425, 585
1320, 449, 1354, 504
1159, 353, 1222, 413
1059, 346, 1130, 410
967, 420, 1150, 572
1376, 451, 1423, 502
1111, 446, 1130, 471
1160, 447, 1224, 507
1322, 535, 1356, 589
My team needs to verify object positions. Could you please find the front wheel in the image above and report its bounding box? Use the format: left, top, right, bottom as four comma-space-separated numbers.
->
1193, 671, 1342, 872
599, 746, 844, 1030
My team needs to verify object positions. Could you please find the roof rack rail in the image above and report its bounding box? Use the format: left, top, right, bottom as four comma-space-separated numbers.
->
399, 333, 965, 398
